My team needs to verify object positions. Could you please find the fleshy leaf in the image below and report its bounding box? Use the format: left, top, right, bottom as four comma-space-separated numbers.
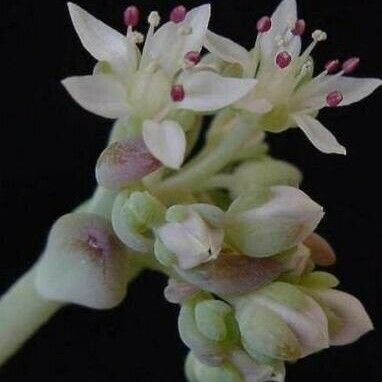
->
96, 137, 161, 190
35, 213, 129, 309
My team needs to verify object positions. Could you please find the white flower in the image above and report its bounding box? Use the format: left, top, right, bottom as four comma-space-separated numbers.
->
205, 0, 381, 155
62, 3, 256, 169
156, 205, 224, 269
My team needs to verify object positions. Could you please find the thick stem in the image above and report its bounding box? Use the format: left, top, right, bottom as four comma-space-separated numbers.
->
0, 268, 63, 366
154, 117, 254, 194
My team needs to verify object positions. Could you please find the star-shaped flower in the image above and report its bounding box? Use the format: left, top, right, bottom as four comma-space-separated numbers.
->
62, 3, 256, 169
205, 0, 381, 154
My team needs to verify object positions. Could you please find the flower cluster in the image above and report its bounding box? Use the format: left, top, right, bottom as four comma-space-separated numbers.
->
0, 0, 380, 379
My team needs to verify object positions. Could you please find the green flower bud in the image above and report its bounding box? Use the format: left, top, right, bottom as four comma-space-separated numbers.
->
112, 189, 162, 253
225, 186, 324, 258
237, 302, 301, 361
185, 352, 242, 382
195, 300, 232, 342
229, 159, 302, 199
233, 282, 329, 361
179, 294, 226, 366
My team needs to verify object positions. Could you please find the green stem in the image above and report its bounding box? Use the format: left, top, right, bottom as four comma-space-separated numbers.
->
154, 117, 253, 194
0, 268, 63, 366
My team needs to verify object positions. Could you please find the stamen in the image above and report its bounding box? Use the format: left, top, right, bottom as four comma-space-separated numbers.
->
291, 19, 306, 36
325, 59, 340, 74
170, 5, 187, 23
326, 90, 343, 107
148, 11, 161, 27
184, 51, 201, 66
342, 57, 360, 74
276, 51, 292, 69
131, 31, 144, 44
312, 29, 327, 42
171, 85, 185, 102
123, 5, 140, 28
257, 16, 272, 33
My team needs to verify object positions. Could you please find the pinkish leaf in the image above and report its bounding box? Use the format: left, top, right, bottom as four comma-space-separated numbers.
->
96, 137, 161, 190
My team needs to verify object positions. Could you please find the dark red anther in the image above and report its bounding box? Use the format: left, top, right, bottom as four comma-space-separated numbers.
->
123, 5, 140, 27
325, 59, 340, 74
171, 85, 185, 102
326, 90, 343, 107
170, 5, 187, 23
342, 57, 360, 74
276, 51, 292, 68
256, 16, 272, 33
291, 19, 306, 36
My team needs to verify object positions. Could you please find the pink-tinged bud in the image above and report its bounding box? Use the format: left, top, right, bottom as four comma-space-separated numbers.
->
35, 213, 129, 309
325, 59, 340, 74
176, 252, 282, 296
96, 138, 161, 190
164, 279, 200, 304
326, 90, 343, 107
184, 51, 201, 66
123, 5, 140, 27
276, 51, 292, 68
171, 84, 185, 102
256, 16, 272, 33
170, 5, 187, 23
291, 19, 306, 36
342, 57, 360, 74
304, 233, 336, 266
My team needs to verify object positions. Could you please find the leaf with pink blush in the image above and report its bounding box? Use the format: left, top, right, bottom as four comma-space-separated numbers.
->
176, 251, 282, 296
35, 213, 130, 309
96, 137, 161, 190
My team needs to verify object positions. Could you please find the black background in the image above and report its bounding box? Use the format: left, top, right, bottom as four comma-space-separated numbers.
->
0, 0, 381, 380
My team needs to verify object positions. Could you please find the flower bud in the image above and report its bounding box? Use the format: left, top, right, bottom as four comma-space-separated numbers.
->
179, 294, 226, 366
35, 213, 129, 309
307, 289, 373, 346
234, 282, 329, 360
185, 352, 242, 382
225, 186, 324, 258
112, 190, 165, 253
157, 205, 224, 269
96, 137, 161, 190
176, 250, 282, 296
229, 159, 302, 199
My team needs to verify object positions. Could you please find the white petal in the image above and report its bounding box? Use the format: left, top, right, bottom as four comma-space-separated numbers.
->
62, 75, 129, 119
299, 76, 382, 109
178, 71, 256, 112
205, 30, 252, 76
293, 113, 346, 155
157, 209, 224, 270
316, 289, 373, 346
68, 3, 137, 77
260, 0, 300, 59
147, 4, 211, 74
143, 120, 186, 170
